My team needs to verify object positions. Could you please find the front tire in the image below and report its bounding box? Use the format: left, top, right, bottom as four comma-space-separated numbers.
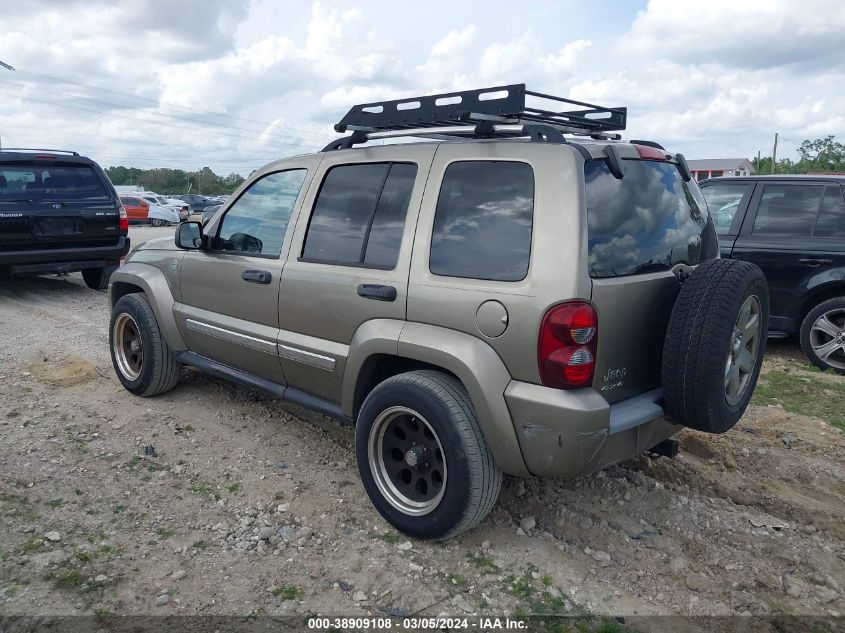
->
110, 293, 181, 396
355, 371, 501, 540
800, 297, 845, 374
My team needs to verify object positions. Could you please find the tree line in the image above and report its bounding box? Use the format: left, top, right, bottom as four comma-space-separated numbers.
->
105, 165, 245, 196
752, 136, 845, 175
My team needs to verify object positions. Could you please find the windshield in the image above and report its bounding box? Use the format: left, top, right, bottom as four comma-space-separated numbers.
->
0, 164, 110, 201
585, 158, 717, 278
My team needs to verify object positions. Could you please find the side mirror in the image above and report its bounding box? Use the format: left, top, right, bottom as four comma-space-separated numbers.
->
175, 221, 203, 250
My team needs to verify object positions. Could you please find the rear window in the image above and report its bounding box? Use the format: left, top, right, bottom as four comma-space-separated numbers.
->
585, 159, 716, 279
0, 164, 110, 201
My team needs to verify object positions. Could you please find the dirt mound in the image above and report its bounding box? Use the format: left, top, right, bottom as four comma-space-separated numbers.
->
26, 357, 100, 388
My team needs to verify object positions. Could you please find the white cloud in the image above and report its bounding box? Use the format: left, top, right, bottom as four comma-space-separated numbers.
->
0, 0, 843, 173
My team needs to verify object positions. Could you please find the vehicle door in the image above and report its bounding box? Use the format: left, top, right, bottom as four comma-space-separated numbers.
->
121, 197, 145, 222
277, 145, 435, 404
730, 180, 828, 333
174, 156, 320, 383
699, 179, 756, 257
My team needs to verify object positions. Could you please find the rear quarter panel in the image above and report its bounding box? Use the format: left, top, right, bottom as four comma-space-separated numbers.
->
407, 142, 590, 385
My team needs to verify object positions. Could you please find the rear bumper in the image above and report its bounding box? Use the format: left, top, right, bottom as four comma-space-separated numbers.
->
505, 381, 679, 479
0, 237, 130, 273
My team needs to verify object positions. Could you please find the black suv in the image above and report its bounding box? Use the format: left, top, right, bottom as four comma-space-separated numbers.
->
701, 175, 845, 373
0, 148, 129, 290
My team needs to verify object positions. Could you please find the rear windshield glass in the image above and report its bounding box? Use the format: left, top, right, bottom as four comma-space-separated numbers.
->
0, 164, 110, 201
585, 159, 716, 278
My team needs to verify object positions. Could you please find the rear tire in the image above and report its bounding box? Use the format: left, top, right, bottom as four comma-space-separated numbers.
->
82, 265, 116, 291
800, 297, 845, 374
149, 218, 165, 227
662, 259, 769, 433
355, 370, 501, 540
110, 293, 181, 396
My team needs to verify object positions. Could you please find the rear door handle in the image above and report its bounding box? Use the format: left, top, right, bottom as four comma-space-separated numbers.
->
357, 284, 397, 301
241, 270, 272, 284
799, 258, 833, 267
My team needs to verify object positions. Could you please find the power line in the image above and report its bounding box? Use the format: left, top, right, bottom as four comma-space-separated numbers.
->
0, 76, 322, 146
12, 68, 329, 142
0, 89, 319, 150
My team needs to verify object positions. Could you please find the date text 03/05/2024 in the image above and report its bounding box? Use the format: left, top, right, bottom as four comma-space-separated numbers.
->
306, 616, 527, 630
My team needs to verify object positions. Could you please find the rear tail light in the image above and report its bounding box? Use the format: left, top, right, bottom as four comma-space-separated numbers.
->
118, 205, 129, 233
538, 302, 598, 389
633, 144, 667, 161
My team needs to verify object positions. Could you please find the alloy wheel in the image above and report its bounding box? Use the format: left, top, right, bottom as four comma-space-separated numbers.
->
725, 295, 762, 405
367, 406, 447, 516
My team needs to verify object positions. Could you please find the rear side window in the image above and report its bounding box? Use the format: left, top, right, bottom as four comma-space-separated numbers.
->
752, 184, 824, 236
585, 159, 714, 279
701, 183, 750, 234
813, 186, 845, 238
0, 164, 109, 201
430, 161, 534, 281
303, 162, 417, 268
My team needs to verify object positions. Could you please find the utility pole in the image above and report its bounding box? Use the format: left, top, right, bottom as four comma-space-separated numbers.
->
771, 133, 779, 175
0, 60, 15, 150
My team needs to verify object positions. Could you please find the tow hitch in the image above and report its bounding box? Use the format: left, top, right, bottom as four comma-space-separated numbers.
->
646, 438, 679, 459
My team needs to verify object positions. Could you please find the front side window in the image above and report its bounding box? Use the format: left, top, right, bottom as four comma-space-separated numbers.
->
302, 162, 417, 268
752, 184, 824, 237
430, 161, 534, 281
216, 169, 307, 257
585, 159, 715, 278
815, 186, 845, 238
701, 182, 751, 234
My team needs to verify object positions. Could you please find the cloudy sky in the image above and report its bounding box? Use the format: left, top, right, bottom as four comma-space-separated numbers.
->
1, 0, 843, 175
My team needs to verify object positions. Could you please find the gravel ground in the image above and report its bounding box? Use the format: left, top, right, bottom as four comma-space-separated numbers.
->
0, 225, 843, 629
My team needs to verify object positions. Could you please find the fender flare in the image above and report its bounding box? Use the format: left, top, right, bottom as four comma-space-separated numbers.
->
343, 319, 530, 477
109, 263, 187, 351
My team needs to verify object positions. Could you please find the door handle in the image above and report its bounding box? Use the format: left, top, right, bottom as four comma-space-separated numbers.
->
241, 270, 272, 284
357, 284, 397, 301
799, 258, 833, 267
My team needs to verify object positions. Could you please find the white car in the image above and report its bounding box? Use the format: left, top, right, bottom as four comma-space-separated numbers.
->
147, 203, 180, 227
138, 193, 190, 221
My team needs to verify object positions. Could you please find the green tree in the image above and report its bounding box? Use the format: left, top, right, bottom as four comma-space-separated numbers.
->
104, 165, 245, 195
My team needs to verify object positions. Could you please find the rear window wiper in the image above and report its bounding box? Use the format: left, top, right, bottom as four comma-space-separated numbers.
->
632, 261, 671, 274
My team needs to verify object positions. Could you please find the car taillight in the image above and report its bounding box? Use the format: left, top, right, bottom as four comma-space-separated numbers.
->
538, 302, 598, 389
118, 205, 129, 232
633, 144, 667, 161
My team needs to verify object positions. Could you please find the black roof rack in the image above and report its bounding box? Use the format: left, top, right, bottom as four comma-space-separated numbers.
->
335, 84, 626, 135
0, 148, 80, 156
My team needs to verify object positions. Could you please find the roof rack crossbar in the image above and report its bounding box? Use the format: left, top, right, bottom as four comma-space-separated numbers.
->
0, 148, 80, 156
334, 83, 626, 136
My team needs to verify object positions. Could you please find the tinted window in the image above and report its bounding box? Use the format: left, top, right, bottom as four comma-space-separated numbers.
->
585, 159, 714, 279
216, 169, 306, 258
303, 163, 417, 267
430, 161, 534, 281
0, 164, 109, 201
815, 186, 845, 238
701, 183, 750, 234
364, 164, 416, 267
752, 184, 823, 236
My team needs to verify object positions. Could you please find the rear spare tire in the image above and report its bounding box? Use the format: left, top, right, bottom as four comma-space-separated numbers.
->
662, 259, 769, 433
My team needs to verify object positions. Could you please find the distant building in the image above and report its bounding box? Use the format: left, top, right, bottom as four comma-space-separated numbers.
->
688, 158, 755, 181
